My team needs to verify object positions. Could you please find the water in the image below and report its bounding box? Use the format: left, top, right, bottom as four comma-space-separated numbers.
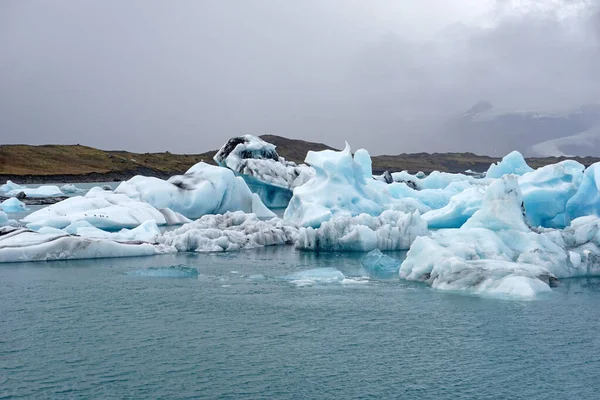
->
3, 183, 600, 398
2, 247, 600, 399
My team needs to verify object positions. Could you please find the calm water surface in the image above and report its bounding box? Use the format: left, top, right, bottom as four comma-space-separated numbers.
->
2, 247, 600, 399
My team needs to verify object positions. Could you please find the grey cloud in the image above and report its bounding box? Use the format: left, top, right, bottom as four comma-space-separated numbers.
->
1, 0, 599, 156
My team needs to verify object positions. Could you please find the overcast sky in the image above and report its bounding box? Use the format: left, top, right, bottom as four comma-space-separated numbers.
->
1, 0, 599, 155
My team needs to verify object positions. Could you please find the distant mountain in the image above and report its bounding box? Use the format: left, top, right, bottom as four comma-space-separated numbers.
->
444, 102, 600, 157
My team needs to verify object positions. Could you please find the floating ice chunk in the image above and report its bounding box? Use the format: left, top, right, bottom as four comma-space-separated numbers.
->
361, 249, 400, 278
6, 184, 64, 198
295, 210, 428, 252
422, 186, 486, 229
486, 150, 534, 179
400, 175, 600, 298
22, 189, 187, 231
0, 226, 174, 263
284, 144, 389, 228
128, 265, 199, 278
0, 197, 28, 213
115, 162, 271, 219
59, 184, 84, 194
0, 211, 8, 226
1, 180, 25, 193
157, 211, 298, 252
284, 267, 346, 286
566, 163, 600, 221
519, 160, 584, 228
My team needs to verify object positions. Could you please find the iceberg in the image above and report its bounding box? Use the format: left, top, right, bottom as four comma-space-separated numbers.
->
157, 211, 298, 252
214, 135, 314, 208
486, 150, 534, 179
0, 226, 174, 263
23, 187, 189, 231
5, 184, 64, 198
0, 197, 28, 213
295, 210, 428, 252
361, 249, 401, 278
284, 144, 390, 228
518, 160, 584, 228
400, 176, 600, 298
390, 170, 475, 190
59, 184, 84, 194
1, 180, 25, 193
115, 161, 274, 219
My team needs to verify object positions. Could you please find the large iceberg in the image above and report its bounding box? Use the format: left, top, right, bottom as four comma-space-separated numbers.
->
422, 186, 486, 229
400, 176, 600, 298
214, 135, 314, 208
23, 187, 189, 231
284, 144, 391, 228
115, 162, 275, 219
486, 150, 534, 179
157, 211, 298, 252
295, 210, 427, 252
0, 226, 173, 263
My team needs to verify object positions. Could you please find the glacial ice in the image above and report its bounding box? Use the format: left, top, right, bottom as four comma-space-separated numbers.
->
422, 186, 486, 229
566, 163, 600, 221
284, 144, 390, 228
157, 211, 298, 252
59, 184, 84, 194
283, 268, 347, 286
128, 265, 199, 278
486, 150, 534, 179
115, 161, 274, 219
61, 220, 161, 242
0, 197, 28, 213
518, 160, 584, 228
214, 135, 314, 208
0, 226, 174, 263
295, 210, 428, 252
361, 249, 401, 278
0, 211, 8, 226
23, 187, 189, 231
5, 183, 64, 198
400, 176, 600, 298
1, 180, 24, 193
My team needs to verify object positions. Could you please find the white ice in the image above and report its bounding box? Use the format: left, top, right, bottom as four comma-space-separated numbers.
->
295, 210, 427, 252
0, 226, 174, 263
400, 175, 600, 298
115, 161, 274, 219
59, 184, 84, 194
23, 187, 189, 231
157, 211, 298, 252
566, 162, 600, 221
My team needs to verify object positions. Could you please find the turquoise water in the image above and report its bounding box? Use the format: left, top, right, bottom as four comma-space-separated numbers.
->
2, 246, 600, 399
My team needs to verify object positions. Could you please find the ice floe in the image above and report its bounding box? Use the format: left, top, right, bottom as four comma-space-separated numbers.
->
115, 161, 274, 219
23, 187, 189, 231
157, 211, 298, 252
